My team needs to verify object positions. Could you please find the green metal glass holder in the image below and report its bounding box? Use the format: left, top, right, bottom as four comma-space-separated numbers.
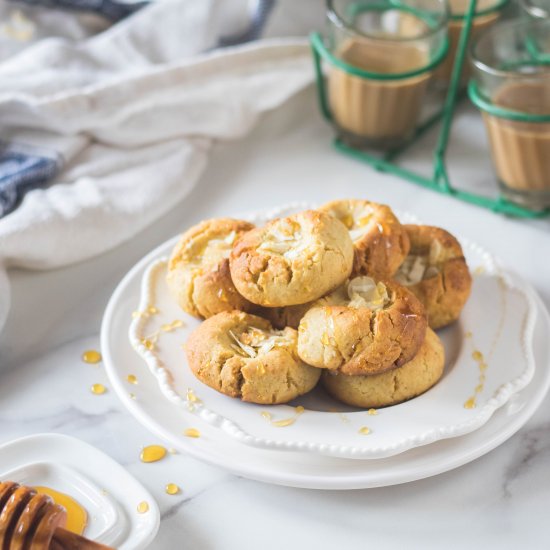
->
311, 0, 550, 219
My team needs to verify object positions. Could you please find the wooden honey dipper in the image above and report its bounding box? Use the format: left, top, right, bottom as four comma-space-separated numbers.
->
0, 482, 114, 550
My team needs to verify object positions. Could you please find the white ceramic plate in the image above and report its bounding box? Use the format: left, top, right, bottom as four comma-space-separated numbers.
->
102, 289, 550, 490
103, 205, 537, 460
0, 434, 160, 550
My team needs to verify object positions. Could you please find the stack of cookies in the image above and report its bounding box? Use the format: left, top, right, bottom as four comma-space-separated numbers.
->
167, 200, 472, 408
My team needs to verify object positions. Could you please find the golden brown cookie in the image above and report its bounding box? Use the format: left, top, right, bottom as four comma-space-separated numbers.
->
394, 225, 472, 329
319, 199, 410, 278
229, 210, 354, 307
166, 218, 255, 319
185, 311, 321, 405
297, 276, 427, 375
322, 327, 445, 408
258, 302, 312, 330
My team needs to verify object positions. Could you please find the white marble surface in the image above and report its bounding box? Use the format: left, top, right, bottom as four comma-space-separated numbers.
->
1, 82, 550, 549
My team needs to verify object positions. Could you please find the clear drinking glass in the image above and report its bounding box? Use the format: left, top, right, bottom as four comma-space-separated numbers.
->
433, 0, 508, 87
520, 0, 550, 20
470, 18, 550, 210
325, 0, 448, 149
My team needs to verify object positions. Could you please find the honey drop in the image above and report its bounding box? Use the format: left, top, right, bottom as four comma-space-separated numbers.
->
126, 374, 138, 385
137, 501, 149, 514
82, 350, 101, 364
165, 483, 180, 495
358, 426, 371, 435
472, 350, 484, 361
367, 408, 378, 416
184, 428, 201, 438
260, 411, 272, 421
34, 486, 87, 535
464, 397, 476, 409
295, 406, 305, 414
272, 417, 296, 428
90, 383, 106, 395
141, 339, 155, 351
140, 445, 167, 463
186, 389, 201, 403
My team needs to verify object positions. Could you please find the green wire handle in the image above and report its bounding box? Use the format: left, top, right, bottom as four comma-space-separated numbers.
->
468, 80, 550, 122
309, 32, 449, 81
310, 0, 550, 218
449, 0, 508, 20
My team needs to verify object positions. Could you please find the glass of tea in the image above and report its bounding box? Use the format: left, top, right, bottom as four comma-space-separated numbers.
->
470, 18, 550, 210
325, 0, 448, 150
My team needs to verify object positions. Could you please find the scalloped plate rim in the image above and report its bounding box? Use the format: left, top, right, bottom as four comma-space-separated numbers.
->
112, 203, 538, 459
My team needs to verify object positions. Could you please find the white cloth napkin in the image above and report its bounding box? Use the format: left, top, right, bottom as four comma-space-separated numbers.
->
0, 0, 313, 331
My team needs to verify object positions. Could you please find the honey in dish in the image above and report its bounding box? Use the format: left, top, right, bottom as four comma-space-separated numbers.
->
482, 81, 550, 204
328, 28, 431, 146
140, 445, 167, 463
33, 486, 87, 536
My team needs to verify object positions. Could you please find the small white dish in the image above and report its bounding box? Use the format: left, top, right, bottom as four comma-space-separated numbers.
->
0, 433, 160, 550
104, 204, 538, 460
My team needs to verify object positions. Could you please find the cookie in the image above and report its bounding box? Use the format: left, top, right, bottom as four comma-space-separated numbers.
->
258, 302, 312, 330
297, 276, 427, 375
322, 327, 445, 408
394, 225, 472, 329
185, 311, 321, 405
167, 218, 255, 318
229, 210, 354, 307
319, 199, 410, 278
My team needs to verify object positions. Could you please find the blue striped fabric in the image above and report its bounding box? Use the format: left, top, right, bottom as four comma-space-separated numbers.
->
0, 144, 61, 218
8, 0, 148, 22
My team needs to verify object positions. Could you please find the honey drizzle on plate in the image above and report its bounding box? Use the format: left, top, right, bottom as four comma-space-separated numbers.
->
464, 350, 488, 409
463, 275, 507, 409
261, 406, 305, 428
140, 319, 185, 351
184, 428, 201, 438
132, 272, 184, 352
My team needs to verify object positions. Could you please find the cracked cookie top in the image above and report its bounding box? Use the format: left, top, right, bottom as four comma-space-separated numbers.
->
394, 225, 472, 329
167, 218, 255, 318
229, 210, 354, 307
319, 199, 410, 278
185, 311, 321, 404
297, 276, 427, 375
